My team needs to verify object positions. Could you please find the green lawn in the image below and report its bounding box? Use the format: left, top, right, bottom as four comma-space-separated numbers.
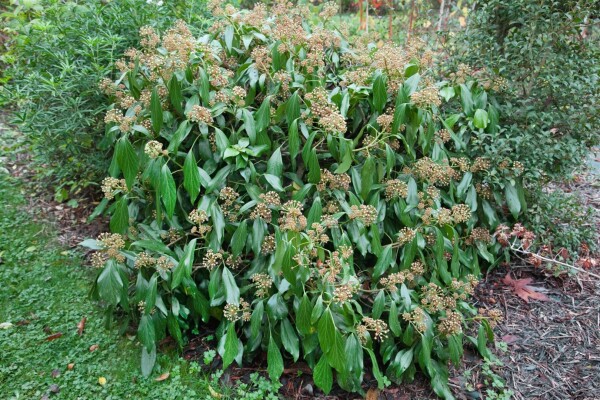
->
0, 169, 219, 399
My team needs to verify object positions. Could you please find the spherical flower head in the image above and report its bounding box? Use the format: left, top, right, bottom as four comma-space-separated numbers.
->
186, 105, 213, 124
144, 140, 164, 159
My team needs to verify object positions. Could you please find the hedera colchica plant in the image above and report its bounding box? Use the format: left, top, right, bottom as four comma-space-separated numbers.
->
83, 2, 524, 398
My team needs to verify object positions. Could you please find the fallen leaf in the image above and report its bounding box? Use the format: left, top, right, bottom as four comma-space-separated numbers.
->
155, 372, 170, 382
77, 317, 86, 336
89, 344, 99, 352
366, 388, 379, 400
49, 384, 60, 393
45, 332, 63, 341
67, 363, 75, 370
98, 377, 107, 386
51, 369, 61, 378
0, 322, 13, 329
502, 273, 550, 302
208, 385, 222, 399
501, 334, 519, 344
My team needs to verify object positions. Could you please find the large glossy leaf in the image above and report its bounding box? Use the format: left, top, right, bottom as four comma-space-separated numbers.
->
280, 318, 300, 361
222, 267, 240, 305
183, 150, 200, 203
115, 136, 138, 190
267, 332, 284, 380
150, 87, 163, 134
160, 164, 177, 217
97, 259, 123, 305
313, 356, 333, 394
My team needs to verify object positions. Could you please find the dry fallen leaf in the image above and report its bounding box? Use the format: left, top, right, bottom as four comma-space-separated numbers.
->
45, 332, 63, 341
503, 273, 550, 303
51, 369, 61, 378
77, 317, 86, 336
67, 363, 75, 370
98, 377, 107, 386
366, 388, 379, 400
89, 344, 99, 352
155, 372, 170, 382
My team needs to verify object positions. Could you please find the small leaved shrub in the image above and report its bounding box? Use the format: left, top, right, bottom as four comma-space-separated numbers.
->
1, 0, 209, 193
85, 2, 525, 398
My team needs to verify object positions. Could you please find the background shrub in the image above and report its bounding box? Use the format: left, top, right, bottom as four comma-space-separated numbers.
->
0, 0, 209, 197
451, 0, 600, 181
84, 3, 525, 398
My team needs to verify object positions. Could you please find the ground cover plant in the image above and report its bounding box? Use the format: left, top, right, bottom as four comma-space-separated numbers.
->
0, 0, 210, 197
83, 2, 529, 398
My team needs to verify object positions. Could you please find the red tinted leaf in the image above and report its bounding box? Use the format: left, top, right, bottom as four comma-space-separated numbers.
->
89, 344, 99, 352
503, 273, 549, 303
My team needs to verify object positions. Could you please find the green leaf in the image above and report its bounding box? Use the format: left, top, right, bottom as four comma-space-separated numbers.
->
231, 220, 247, 257
307, 149, 321, 184
313, 356, 333, 394
267, 147, 284, 178
361, 157, 375, 200
250, 301, 264, 339
161, 164, 177, 217
286, 92, 300, 126
222, 267, 240, 305
264, 174, 284, 192
167, 313, 183, 349
242, 109, 256, 143
473, 109, 489, 129
267, 332, 284, 380
115, 137, 138, 190
318, 310, 346, 371
280, 318, 300, 361
151, 88, 163, 134
505, 183, 521, 218
110, 197, 129, 234
373, 75, 387, 113
373, 244, 393, 279
183, 150, 200, 203
456, 172, 472, 199
168, 77, 183, 114
222, 323, 238, 369
255, 96, 271, 133
141, 346, 156, 378
171, 238, 197, 289
389, 301, 402, 337
310, 295, 324, 324
288, 119, 300, 168
372, 290, 386, 319
448, 334, 463, 366
97, 260, 123, 305
460, 84, 473, 116
138, 314, 155, 352
440, 86, 455, 101
477, 324, 490, 358
296, 294, 313, 335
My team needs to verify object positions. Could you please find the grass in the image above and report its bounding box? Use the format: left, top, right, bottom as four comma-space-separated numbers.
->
0, 168, 217, 399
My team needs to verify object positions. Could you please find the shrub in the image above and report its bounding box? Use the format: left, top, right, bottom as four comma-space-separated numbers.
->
84, 3, 525, 397
451, 0, 600, 181
1, 0, 209, 195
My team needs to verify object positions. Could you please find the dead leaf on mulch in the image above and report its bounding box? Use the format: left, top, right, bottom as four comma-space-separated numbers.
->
503, 273, 550, 302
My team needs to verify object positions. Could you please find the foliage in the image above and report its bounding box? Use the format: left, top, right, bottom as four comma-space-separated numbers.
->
0, 0, 210, 195
86, 2, 525, 398
452, 0, 600, 180
0, 169, 206, 399
523, 187, 598, 261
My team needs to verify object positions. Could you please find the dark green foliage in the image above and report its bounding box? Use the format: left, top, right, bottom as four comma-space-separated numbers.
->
84, 4, 530, 397
452, 0, 600, 180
